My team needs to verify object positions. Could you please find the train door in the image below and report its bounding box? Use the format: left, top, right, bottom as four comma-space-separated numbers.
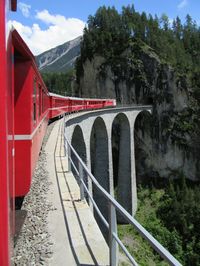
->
13, 30, 32, 198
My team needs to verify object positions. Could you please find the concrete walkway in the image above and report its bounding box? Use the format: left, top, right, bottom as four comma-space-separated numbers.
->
45, 118, 109, 266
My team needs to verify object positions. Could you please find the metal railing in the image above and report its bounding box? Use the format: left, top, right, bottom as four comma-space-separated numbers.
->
64, 133, 182, 266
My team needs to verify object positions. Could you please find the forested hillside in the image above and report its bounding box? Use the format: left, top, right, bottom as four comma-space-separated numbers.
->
75, 5, 200, 265
76, 5, 200, 88
41, 70, 75, 96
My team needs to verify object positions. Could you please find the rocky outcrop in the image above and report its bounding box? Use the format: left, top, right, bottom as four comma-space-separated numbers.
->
78, 56, 116, 99
36, 36, 81, 73
77, 42, 200, 181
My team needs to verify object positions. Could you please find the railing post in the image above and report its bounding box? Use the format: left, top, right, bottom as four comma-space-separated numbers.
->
109, 202, 118, 266
79, 161, 85, 200
67, 144, 71, 172
63, 119, 66, 157
64, 141, 66, 157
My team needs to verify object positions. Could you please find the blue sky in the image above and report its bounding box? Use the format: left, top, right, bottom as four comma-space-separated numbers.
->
10, 0, 199, 55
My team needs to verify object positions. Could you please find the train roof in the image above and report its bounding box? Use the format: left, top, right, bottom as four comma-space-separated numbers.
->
12, 28, 35, 61
49, 92, 116, 102
12, 29, 49, 94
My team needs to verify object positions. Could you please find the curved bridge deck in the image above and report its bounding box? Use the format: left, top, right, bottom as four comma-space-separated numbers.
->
45, 118, 109, 265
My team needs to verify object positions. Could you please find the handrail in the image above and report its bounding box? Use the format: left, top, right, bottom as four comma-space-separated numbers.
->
64, 128, 182, 266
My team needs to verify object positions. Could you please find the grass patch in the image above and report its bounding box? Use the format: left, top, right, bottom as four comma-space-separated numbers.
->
117, 186, 181, 265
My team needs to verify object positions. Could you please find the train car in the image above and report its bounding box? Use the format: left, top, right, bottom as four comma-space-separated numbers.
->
70, 97, 85, 112
49, 93, 116, 120
83, 98, 116, 110
84, 99, 103, 110
49, 93, 85, 119
13, 29, 49, 198
104, 99, 116, 108
0, 3, 49, 262
49, 93, 70, 119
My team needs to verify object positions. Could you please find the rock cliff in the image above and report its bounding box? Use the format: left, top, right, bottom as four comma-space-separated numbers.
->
77, 41, 200, 181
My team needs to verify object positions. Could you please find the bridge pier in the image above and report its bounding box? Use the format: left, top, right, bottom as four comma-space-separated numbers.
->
107, 122, 114, 198
90, 118, 110, 235
117, 119, 132, 221
71, 126, 88, 199
85, 142, 93, 211
130, 125, 137, 214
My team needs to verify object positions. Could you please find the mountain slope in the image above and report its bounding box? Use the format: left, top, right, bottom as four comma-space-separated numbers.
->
36, 36, 81, 73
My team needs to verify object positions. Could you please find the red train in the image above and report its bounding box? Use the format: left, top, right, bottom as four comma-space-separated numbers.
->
0, 1, 116, 265
49, 92, 115, 118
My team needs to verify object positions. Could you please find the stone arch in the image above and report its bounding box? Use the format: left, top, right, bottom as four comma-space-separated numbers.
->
112, 113, 132, 217
90, 117, 109, 230
134, 110, 152, 185
71, 125, 87, 163
71, 125, 87, 193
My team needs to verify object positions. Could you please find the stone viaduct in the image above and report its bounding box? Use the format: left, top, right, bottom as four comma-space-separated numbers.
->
64, 106, 151, 223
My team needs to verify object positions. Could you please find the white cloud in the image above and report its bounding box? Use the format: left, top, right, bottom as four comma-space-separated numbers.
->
18, 2, 31, 17
178, 0, 188, 9
35, 9, 66, 25
9, 10, 85, 55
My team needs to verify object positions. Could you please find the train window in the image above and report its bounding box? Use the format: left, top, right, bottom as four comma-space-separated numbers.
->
11, 0, 17, 11
39, 85, 42, 116
42, 90, 44, 113
43, 92, 46, 112
33, 79, 37, 123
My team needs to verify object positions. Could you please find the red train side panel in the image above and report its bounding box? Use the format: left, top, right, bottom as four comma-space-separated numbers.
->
49, 93, 70, 119
0, 1, 15, 265
13, 30, 49, 197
